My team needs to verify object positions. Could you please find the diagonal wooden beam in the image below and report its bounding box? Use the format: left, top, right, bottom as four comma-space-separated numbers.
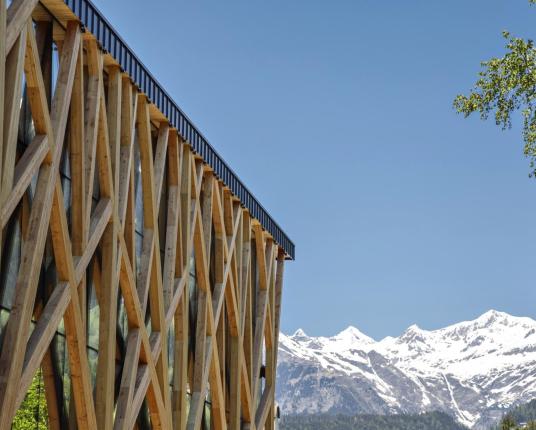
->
116, 232, 170, 430
229, 333, 242, 430
69, 33, 85, 257
0, 20, 81, 429
186, 162, 213, 429
73, 197, 112, 282
211, 185, 241, 335
241, 358, 254, 424
24, 21, 52, 153
19, 22, 99, 430
114, 329, 142, 430
188, 285, 208, 429
1, 27, 26, 204
118, 78, 137, 228
208, 177, 258, 425
201, 172, 214, 267
84, 38, 102, 221
154, 121, 170, 211
5, 0, 39, 53
137, 95, 171, 419
255, 384, 274, 430
255, 225, 269, 291
240, 213, 252, 338
50, 180, 98, 430
263, 251, 285, 430
0, 2, 289, 429
187, 165, 228, 430
68, 32, 87, 371
233, 212, 251, 429
17, 199, 113, 418
0, 134, 48, 227
129, 151, 195, 424
35, 23, 103, 430
17, 282, 71, 406
162, 130, 180, 310
45, 22, 99, 429
172, 141, 192, 430
95, 66, 121, 430
251, 226, 275, 399
208, 332, 227, 430
273, 251, 286, 354
128, 327, 164, 427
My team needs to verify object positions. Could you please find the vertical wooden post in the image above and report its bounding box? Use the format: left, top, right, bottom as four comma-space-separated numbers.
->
95, 65, 121, 430
0, 2, 290, 430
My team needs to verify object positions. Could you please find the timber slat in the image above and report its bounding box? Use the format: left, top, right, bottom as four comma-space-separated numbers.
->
0, 2, 288, 430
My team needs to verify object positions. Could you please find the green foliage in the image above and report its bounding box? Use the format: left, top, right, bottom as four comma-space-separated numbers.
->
454, 0, 536, 176
12, 368, 49, 430
493, 400, 536, 430
501, 414, 518, 430
279, 411, 468, 430
496, 416, 536, 430
454, 32, 536, 175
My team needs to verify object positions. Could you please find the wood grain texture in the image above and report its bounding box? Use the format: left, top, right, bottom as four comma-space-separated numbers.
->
0, 1, 288, 429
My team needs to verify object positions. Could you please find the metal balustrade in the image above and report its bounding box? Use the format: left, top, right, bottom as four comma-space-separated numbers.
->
63, 0, 295, 259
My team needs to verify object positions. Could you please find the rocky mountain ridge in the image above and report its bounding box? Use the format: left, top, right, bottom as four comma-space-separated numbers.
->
276, 310, 536, 429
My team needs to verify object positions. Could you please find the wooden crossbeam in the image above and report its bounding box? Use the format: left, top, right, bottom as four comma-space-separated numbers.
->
95, 65, 121, 430
17, 282, 71, 406
1, 25, 25, 204
5, 0, 39, 53
252, 226, 276, 406
84, 38, 102, 222
0, 20, 81, 428
117, 232, 170, 430
0, 134, 48, 227
0, 2, 288, 429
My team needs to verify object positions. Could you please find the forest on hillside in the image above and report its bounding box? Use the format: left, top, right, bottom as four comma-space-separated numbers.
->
279, 399, 536, 430
492, 399, 536, 429
279, 411, 469, 430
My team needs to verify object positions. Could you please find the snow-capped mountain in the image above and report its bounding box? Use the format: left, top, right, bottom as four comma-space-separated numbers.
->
276, 310, 536, 429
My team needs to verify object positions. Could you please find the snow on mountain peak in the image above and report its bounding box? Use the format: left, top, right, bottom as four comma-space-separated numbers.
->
480, 309, 503, 318
396, 323, 429, 344
474, 309, 515, 327
277, 310, 536, 428
335, 325, 375, 344
401, 323, 426, 336
292, 328, 308, 338
283, 311, 536, 354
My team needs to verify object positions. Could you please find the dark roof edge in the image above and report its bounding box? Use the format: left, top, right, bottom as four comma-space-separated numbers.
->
62, 0, 295, 259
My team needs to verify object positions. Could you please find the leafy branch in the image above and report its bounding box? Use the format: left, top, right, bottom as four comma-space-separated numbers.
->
454, 0, 536, 176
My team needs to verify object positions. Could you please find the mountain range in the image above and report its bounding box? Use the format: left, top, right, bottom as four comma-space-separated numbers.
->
276, 310, 536, 429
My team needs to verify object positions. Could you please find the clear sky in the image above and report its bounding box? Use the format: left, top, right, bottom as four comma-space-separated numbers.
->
92, 0, 536, 340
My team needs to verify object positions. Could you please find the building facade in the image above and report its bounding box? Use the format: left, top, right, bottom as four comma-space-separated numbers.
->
0, 0, 294, 428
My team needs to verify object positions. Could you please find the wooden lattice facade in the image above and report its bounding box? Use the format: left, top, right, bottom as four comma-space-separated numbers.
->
0, 0, 293, 429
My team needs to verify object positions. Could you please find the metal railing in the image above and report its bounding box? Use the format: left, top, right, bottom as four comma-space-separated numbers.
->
62, 0, 295, 259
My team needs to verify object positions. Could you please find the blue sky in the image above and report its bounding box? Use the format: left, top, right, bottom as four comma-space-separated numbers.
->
93, 0, 536, 340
